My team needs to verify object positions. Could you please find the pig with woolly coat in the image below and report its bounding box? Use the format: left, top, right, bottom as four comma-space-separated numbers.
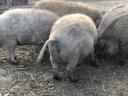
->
33, 0, 102, 28
36, 14, 97, 82
95, 4, 128, 65
0, 8, 59, 64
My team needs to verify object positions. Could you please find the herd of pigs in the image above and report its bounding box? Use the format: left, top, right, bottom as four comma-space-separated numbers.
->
0, 0, 128, 82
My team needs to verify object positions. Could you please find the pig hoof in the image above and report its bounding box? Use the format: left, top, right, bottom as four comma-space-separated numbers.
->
67, 76, 79, 83
118, 60, 125, 66
92, 63, 99, 68
53, 68, 61, 81
90, 60, 99, 68
53, 75, 62, 81
10, 60, 17, 65
35, 60, 41, 64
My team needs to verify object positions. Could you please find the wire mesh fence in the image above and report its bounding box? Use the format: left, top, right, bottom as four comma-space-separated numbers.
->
65, 0, 128, 11
0, 0, 128, 12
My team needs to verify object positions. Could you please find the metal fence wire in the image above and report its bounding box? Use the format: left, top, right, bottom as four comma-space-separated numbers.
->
0, 0, 128, 12
0, 0, 36, 5
66, 0, 128, 11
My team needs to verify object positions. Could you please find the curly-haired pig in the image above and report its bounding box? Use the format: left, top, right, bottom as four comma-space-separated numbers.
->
33, 0, 102, 28
0, 8, 59, 64
36, 13, 97, 82
95, 4, 128, 65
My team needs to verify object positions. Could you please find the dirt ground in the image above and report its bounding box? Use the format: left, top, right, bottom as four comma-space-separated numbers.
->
0, 46, 128, 96
0, 0, 128, 96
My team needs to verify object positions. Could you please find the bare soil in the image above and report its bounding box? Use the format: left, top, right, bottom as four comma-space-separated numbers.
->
0, 1, 128, 96
0, 46, 128, 96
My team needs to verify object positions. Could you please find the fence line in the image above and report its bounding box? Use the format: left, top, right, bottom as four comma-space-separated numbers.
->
65, 0, 128, 11
0, 0, 128, 12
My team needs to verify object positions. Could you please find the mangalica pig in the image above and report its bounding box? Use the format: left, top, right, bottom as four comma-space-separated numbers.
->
33, 0, 102, 28
96, 4, 128, 65
36, 13, 97, 82
0, 8, 58, 64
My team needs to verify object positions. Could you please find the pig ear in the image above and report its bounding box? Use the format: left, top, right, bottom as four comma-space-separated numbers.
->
97, 39, 108, 50
95, 40, 104, 50
97, 39, 105, 45
99, 39, 106, 44
96, 19, 101, 28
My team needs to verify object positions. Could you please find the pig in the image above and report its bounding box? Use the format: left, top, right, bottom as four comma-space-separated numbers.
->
0, 8, 59, 64
95, 4, 128, 65
33, 0, 102, 28
36, 13, 97, 82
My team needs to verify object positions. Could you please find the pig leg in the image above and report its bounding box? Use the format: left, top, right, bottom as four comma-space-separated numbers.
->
89, 51, 99, 68
66, 51, 79, 82
117, 39, 126, 66
49, 40, 62, 81
94, 40, 106, 60
3, 42, 17, 64
118, 51, 125, 66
